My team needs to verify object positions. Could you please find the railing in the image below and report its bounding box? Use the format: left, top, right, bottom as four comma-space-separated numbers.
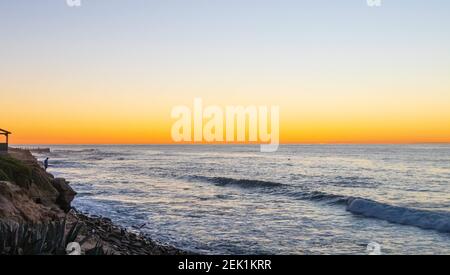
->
16, 147, 51, 153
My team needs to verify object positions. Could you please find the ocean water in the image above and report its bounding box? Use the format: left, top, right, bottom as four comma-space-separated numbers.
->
31, 145, 450, 255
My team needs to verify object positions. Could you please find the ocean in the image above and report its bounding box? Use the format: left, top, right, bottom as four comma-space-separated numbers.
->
31, 145, 450, 255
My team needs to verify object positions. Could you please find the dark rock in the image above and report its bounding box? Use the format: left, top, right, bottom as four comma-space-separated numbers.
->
51, 178, 77, 212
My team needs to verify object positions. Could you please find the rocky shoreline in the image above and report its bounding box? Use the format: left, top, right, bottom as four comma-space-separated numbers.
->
67, 209, 188, 255
0, 148, 188, 255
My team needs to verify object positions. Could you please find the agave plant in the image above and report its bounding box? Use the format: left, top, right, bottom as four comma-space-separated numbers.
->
84, 242, 109, 255
0, 219, 108, 255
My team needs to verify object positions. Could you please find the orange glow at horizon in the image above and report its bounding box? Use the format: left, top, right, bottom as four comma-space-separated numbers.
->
3, 99, 450, 145
2, 1, 450, 145
3, 82, 450, 145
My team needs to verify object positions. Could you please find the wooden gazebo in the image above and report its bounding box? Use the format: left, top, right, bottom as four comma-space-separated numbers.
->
0, 128, 11, 152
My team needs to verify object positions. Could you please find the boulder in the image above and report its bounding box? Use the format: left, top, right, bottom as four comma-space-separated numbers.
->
51, 178, 77, 212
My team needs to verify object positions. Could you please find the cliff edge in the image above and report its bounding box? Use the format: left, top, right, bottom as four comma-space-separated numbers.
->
0, 148, 187, 255
0, 148, 75, 222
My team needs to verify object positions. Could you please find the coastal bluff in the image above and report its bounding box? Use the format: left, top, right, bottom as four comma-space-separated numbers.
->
0, 148, 74, 222
0, 148, 187, 255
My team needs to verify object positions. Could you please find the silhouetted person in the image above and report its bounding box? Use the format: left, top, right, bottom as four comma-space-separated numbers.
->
44, 157, 49, 171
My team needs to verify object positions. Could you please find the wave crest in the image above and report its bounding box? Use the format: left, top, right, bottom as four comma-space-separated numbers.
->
187, 175, 285, 188
186, 174, 450, 233
346, 198, 450, 233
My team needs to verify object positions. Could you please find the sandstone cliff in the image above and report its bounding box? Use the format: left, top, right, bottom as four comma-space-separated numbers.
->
0, 148, 187, 255
0, 148, 76, 222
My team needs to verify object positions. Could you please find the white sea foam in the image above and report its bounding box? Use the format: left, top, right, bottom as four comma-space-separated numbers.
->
346, 198, 450, 233
32, 144, 450, 254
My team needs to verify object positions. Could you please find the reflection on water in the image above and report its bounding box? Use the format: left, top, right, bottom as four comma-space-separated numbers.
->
29, 145, 450, 254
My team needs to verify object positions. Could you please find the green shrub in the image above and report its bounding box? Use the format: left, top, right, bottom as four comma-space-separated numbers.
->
0, 155, 32, 186
0, 169, 9, 181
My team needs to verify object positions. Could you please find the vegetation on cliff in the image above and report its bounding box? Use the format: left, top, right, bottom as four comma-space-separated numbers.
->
0, 149, 69, 222
0, 149, 187, 255
0, 155, 32, 186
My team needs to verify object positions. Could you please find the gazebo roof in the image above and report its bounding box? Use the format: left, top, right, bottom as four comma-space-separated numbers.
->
0, 128, 11, 135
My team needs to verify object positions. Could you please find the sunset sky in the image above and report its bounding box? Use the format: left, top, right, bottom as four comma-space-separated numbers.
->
1, 0, 450, 144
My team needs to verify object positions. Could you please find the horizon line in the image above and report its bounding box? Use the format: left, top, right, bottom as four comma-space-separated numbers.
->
10, 142, 450, 146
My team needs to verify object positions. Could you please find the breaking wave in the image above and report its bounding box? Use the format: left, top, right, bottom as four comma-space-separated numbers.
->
186, 175, 285, 188
188, 175, 450, 233
346, 198, 450, 233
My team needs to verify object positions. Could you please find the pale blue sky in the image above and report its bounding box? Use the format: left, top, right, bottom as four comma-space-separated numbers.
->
1, 0, 450, 144
1, 0, 449, 86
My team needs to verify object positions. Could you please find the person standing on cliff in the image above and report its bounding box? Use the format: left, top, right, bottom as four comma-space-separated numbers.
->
44, 157, 49, 171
